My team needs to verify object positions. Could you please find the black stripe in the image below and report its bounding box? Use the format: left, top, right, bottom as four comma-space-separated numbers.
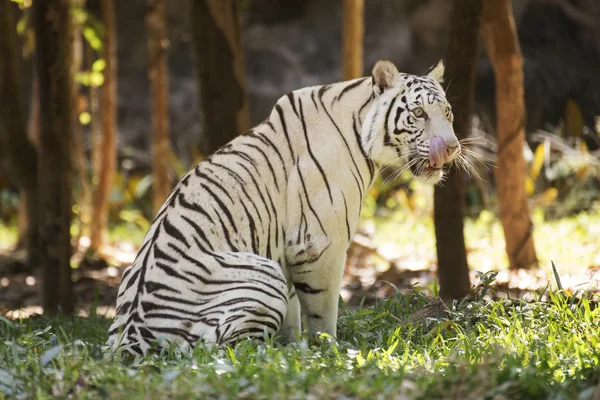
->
287, 92, 298, 116
235, 161, 272, 221
352, 113, 375, 180
129, 240, 152, 267
180, 215, 215, 252
358, 92, 374, 121
335, 78, 368, 102
200, 183, 237, 234
349, 164, 364, 204
192, 283, 286, 303
155, 260, 195, 285
242, 142, 280, 192
251, 133, 288, 176
176, 192, 214, 224
146, 326, 198, 343
383, 96, 400, 147
205, 162, 265, 227
275, 104, 296, 161
241, 202, 259, 254
195, 168, 235, 203
167, 242, 212, 274
145, 280, 182, 294
116, 301, 132, 316
122, 269, 141, 294
299, 98, 334, 203
201, 296, 285, 324
224, 313, 245, 324
311, 90, 319, 111
124, 269, 141, 291
341, 192, 351, 242
295, 163, 327, 235
213, 256, 286, 285
266, 228, 272, 260
152, 293, 208, 307
139, 327, 156, 341
213, 209, 239, 252
161, 216, 189, 248
295, 282, 326, 294
296, 193, 305, 244
108, 323, 125, 337
224, 327, 272, 344
318, 84, 332, 97
317, 91, 366, 188
153, 244, 178, 264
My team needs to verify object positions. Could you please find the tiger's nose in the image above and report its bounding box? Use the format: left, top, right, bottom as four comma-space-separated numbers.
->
446, 140, 460, 159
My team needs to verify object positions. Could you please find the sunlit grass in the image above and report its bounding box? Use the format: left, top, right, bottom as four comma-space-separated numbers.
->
1, 288, 598, 399
367, 191, 600, 276
0, 222, 17, 252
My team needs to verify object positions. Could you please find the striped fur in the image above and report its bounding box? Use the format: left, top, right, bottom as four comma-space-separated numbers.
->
108, 60, 459, 355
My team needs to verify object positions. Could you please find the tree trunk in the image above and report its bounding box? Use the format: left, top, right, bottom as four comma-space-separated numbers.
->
71, 8, 92, 247
342, 0, 364, 80
0, 0, 40, 267
18, 63, 41, 250
191, 0, 251, 156
19, 61, 42, 249
434, 0, 483, 300
87, 41, 103, 238
90, 0, 118, 251
481, 0, 537, 269
33, 0, 75, 315
147, 0, 172, 215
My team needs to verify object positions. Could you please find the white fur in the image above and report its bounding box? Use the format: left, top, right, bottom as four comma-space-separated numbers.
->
108, 60, 459, 354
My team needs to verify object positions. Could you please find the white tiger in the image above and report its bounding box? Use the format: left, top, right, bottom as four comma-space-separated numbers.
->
108, 60, 461, 355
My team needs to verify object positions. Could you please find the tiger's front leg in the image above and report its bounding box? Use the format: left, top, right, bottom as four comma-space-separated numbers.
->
283, 203, 341, 336
289, 252, 345, 337
284, 160, 347, 338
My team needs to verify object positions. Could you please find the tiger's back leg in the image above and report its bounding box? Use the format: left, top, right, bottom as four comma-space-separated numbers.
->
108, 251, 289, 354
191, 252, 289, 345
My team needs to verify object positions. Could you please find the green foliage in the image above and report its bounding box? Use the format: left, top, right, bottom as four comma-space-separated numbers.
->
0, 287, 598, 399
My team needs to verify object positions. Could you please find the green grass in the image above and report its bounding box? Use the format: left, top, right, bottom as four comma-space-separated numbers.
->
1, 288, 599, 399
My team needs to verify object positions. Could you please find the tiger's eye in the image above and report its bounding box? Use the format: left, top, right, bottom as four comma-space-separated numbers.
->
446, 107, 454, 122
413, 107, 424, 118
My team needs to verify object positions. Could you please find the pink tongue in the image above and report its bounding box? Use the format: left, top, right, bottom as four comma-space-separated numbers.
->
429, 136, 448, 168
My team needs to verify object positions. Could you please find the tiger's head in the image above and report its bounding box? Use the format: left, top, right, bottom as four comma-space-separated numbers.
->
363, 60, 460, 184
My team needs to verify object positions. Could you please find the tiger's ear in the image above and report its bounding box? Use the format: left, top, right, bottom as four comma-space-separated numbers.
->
427, 59, 445, 83
372, 60, 399, 95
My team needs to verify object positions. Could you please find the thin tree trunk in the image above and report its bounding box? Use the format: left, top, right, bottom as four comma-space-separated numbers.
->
90, 0, 118, 251
0, 0, 40, 267
434, 0, 483, 300
18, 63, 41, 251
17, 61, 41, 249
147, 0, 172, 214
74, 40, 95, 245
33, 0, 75, 315
191, 0, 251, 156
27, 64, 41, 148
342, 0, 364, 80
481, 0, 537, 269
71, 0, 88, 248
